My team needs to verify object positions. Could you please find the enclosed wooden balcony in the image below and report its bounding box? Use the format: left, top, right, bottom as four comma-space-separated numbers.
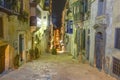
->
0, 0, 20, 15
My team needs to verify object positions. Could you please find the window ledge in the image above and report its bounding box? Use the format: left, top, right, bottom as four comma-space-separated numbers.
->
96, 15, 106, 19
112, 48, 120, 59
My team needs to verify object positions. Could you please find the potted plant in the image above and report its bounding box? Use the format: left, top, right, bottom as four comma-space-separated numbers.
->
14, 54, 19, 69
51, 46, 57, 55
29, 49, 34, 61
81, 50, 86, 63
78, 50, 86, 63
34, 47, 39, 59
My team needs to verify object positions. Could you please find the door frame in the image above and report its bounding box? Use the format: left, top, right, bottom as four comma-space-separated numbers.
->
18, 33, 25, 62
94, 24, 106, 71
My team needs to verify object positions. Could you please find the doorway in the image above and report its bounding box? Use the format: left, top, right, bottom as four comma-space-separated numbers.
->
0, 46, 6, 73
19, 34, 24, 61
86, 29, 90, 60
95, 32, 105, 70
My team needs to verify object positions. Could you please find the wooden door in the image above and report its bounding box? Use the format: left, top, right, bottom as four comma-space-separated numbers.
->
0, 17, 3, 38
95, 32, 104, 70
19, 34, 24, 61
0, 46, 5, 73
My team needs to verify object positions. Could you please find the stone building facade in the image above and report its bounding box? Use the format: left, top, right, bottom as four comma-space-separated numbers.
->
65, 0, 120, 79
109, 0, 120, 78
0, 0, 32, 73
89, 0, 120, 79
65, 0, 90, 60
33, 0, 50, 54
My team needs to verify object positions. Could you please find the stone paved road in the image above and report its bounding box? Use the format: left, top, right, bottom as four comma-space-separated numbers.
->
0, 53, 117, 80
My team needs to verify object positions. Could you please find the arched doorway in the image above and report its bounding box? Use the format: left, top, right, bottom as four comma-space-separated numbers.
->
95, 32, 104, 71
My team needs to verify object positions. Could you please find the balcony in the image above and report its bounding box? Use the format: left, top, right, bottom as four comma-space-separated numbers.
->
0, 0, 19, 15
95, 15, 106, 25
30, 2, 37, 7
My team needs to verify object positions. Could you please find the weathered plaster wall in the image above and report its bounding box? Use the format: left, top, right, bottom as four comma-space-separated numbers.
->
89, 0, 98, 66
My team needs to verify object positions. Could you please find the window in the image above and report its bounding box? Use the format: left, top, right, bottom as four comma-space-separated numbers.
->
82, 30, 86, 50
0, 18, 3, 38
115, 28, 120, 49
20, 0, 24, 12
84, 0, 88, 13
74, 6, 76, 14
113, 57, 120, 76
77, 6, 79, 13
0, 0, 4, 6
97, 0, 105, 16
72, 7, 74, 15
30, 16, 37, 26
100, 0, 104, 2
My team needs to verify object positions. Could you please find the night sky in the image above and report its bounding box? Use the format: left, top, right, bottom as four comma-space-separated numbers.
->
52, 0, 66, 28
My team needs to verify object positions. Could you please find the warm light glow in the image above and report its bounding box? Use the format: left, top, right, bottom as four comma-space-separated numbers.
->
43, 21, 47, 26
34, 41, 37, 44
37, 17, 41, 27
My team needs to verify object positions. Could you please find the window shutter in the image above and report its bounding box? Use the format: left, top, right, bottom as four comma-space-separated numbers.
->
117, 29, 120, 48
0, 18, 3, 38
115, 28, 120, 49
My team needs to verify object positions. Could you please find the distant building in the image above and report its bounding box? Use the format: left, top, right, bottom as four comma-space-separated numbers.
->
32, 0, 50, 54
65, 0, 89, 59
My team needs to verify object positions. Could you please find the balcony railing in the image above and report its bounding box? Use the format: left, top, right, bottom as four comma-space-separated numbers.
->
0, 0, 20, 15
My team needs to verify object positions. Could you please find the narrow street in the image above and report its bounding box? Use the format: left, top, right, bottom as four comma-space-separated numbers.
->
0, 53, 116, 80
1, 0, 120, 79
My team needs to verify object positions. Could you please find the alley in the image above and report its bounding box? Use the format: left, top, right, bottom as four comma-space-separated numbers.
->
0, 53, 116, 80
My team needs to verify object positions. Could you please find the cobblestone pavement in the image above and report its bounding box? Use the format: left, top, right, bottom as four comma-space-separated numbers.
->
0, 53, 117, 80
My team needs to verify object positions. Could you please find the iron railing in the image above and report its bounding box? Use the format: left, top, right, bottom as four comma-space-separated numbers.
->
113, 57, 120, 77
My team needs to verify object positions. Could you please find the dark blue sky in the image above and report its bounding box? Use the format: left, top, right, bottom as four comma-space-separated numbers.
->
52, 0, 66, 27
